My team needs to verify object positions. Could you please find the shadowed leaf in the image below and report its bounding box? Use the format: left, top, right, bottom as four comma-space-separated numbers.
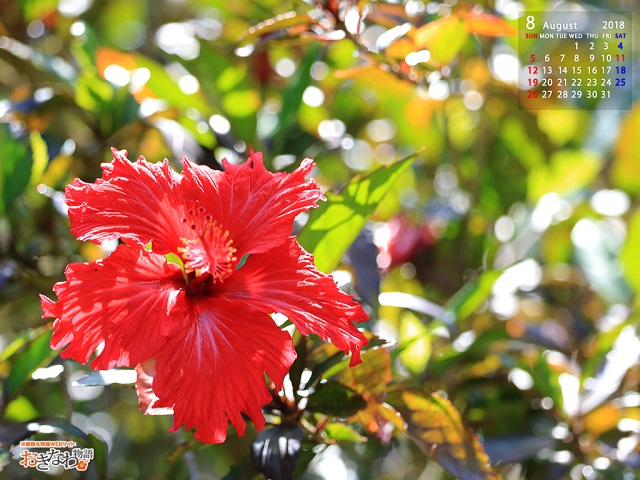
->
3, 329, 56, 405
306, 381, 366, 417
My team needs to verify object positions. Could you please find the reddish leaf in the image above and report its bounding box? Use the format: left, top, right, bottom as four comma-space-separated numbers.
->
389, 388, 497, 480
462, 11, 515, 37
95, 47, 137, 74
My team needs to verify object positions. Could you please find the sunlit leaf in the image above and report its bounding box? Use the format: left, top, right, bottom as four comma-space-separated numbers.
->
527, 150, 601, 202
323, 423, 367, 443
389, 388, 497, 480
238, 12, 314, 46
0, 325, 51, 363
620, 210, 640, 292
75, 69, 114, 113
221, 89, 261, 117
335, 348, 393, 434
305, 333, 391, 389
444, 270, 500, 322
130, 51, 213, 115
334, 65, 415, 99
28, 131, 49, 187
3, 395, 39, 422
612, 103, 640, 194
412, 16, 468, 64
583, 404, 621, 437
95, 47, 137, 74
298, 153, 417, 273
397, 311, 432, 374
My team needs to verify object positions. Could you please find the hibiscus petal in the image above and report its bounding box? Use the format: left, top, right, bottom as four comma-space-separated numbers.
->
41, 245, 188, 370
151, 298, 296, 444
67, 148, 187, 254
135, 360, 174, 416
181, 151, 325, 256
224, 237, 369, 366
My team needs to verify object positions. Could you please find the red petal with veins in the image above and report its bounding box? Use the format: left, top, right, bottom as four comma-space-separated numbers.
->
180, 151, 325, 256
67, 149, 188, 254
41, 245, 188, 370
151, 298, 296, 444
224, 237, 369, 366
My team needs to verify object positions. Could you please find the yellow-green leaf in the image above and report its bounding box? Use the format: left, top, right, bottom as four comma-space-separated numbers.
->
620, 209, 640, 291
29, 131, 49, 187
527, 150, 600, 202
298, 153, 417, 273
324, 423, 367, 443
412, 16, 468, 65
398, 311, 431, 374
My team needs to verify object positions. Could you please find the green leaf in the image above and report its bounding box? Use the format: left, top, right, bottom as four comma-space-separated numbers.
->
272, 43, 319, 155
0, 125, 32, 214
87, 433, 109, 479
0, 326, 51, 363
298, 153, 418, 273
620, 209, 640, 292
527, 150, 601, 202
324, 423, 367, 443
3, 329, 57, 405
397, 311, 432, 374
3, 395, 39, 422
133, 53, 213, 116
306, 334, 392, 389
389, 388, 497, 480
306, 381, 366, 417
444, 270, 500, 322
75, 69, 114, 113
413, 16, 469, 65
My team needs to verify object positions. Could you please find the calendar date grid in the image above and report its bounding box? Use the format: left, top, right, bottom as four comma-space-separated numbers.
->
518, 11, 633, 110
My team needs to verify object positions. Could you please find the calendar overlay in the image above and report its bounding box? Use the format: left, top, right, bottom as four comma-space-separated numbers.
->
519, 11, 633, 110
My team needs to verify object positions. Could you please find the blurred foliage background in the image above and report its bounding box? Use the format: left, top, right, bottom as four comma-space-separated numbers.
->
0, 0, 639, 479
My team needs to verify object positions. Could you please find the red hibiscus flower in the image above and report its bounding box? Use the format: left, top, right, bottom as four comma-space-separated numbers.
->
40, 149, 368, 444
